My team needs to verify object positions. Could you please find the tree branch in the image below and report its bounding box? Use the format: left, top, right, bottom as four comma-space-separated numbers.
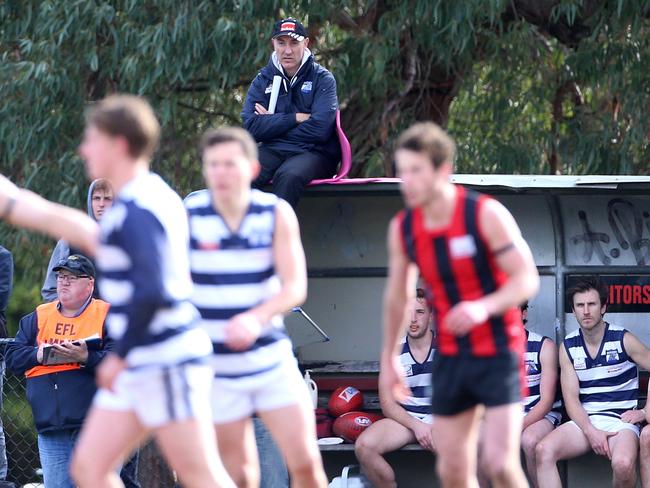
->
176, 102, 239, 123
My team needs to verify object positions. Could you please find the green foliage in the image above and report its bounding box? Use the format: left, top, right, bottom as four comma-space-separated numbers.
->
0, 0, 648, 322
6, 273, 42, 337
450, 5, 650, 174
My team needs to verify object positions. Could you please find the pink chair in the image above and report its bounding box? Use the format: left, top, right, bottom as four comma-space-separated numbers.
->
308, 110, 352, 185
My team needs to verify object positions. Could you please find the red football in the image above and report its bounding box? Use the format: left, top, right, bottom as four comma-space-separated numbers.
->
333, 411, 376, 442
328, 386, 364, 417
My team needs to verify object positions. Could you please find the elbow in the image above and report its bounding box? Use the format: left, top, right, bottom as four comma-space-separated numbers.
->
523, 267, 540, 300
283, 278, 307, 308
313, 123, 335, 143
242, 117, 256, 133
292, 282, 308, 307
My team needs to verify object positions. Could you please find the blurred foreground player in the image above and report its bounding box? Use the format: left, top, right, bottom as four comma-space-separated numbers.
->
0, 175, 97, 254
381, 123, 539, 488
69, 95, 234, 488
185, 127, 327, 488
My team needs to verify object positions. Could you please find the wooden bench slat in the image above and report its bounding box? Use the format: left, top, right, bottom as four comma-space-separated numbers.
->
302, 360, 380, 374
314, 377, 379, 391
319, 443, 425, 451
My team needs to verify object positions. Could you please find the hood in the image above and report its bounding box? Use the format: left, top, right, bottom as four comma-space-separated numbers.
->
270, 48, 313, 86
86, 179, 106, 221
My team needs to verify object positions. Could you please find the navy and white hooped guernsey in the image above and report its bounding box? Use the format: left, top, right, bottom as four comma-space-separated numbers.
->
523, 330, 562, 420
97, 172, 211, 368
564, 323, 638, 418
185, 189, 292, 378
398, 336, 435, 417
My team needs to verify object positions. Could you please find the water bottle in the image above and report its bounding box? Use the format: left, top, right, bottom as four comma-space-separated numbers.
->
304, 370, 318, 409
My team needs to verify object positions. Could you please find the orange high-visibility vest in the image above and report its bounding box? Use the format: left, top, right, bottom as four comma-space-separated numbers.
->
25, 299, 109, 378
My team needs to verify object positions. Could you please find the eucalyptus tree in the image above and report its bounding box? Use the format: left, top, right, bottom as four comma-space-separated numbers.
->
1, 0, 648, 280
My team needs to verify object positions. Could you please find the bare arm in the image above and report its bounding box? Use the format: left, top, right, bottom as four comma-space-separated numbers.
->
623, 331, 650, 371
523, 338, 558, 430
378, 217, 419, 403
250, 199, 307, 322
0, 176, 98, 255
560, 344, 591, 431
379, 366, 434, 451
620, 332, 650, 424
445, 199, 539, 334
560, 343, 616, 458
381, 217, 419, 362
479, 199, 539, 316
379, 381, 421, 432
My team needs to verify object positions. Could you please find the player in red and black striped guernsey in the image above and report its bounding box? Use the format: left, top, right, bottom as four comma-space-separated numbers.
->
380, 123, 539, 488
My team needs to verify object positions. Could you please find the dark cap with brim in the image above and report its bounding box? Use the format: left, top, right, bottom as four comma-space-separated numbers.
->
53, 254, 96, 279
271, 18, 307, 41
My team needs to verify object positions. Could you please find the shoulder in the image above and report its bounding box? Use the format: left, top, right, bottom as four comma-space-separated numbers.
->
252, 65, 273, 84
607, 323, 627, 333
52, 239, 70, 256
527, 330, 543, 343
251, 189, 279, 208
605, 324, 630, 343
563, 329, 580, 345
126, 174, 184, 227
184, 189, 211, 211
21, 309, 41, 329
35, 302, 56, 314
393, 209, 411, 229
89, 299, 110, 313
474, 192, 509, 221
314, 62, 335, 79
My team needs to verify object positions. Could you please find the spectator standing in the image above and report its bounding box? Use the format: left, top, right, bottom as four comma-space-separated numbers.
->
0, 246, 13, 487
41, 179, 113, 302
6, 255, 112, 488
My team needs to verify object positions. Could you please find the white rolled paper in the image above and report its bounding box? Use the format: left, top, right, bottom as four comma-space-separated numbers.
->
268, 75, 282, 114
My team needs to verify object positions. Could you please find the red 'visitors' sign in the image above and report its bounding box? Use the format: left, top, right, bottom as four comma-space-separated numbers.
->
565, 275, 650, 313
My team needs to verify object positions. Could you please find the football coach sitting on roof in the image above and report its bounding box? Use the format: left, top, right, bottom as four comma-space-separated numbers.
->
241, 17, 341, 208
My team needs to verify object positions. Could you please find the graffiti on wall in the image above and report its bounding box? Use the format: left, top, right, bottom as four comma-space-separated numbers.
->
571, 198, 650, 265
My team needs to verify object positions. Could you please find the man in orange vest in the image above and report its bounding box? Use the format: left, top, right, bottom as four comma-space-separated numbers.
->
6, 254, 112, 488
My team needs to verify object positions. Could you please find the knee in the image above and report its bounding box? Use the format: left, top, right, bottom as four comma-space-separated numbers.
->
612, 454, 636, 480
641, 428, 650, 452
355, 434, 378, 460
287, 449, 325, 485
70, 451, 100, 485
521, 431, 536, 458
273, 168, 305, 187
535, 439, 558, 466
228, 461, 258, 488
480, 450, 509, 481
437, 454, 469, 485
69, 454, 85, 485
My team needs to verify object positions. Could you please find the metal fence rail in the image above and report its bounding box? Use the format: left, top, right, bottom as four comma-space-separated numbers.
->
0, 339, 176, 487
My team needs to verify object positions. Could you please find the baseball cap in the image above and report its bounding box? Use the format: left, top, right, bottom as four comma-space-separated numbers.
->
53, 254, 96, 279
271, 18, 308, 41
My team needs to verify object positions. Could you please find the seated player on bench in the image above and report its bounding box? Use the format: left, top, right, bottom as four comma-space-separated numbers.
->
355, 288, 435, 488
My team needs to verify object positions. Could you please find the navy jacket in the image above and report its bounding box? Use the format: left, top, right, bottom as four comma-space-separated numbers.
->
0, 246, 13, 338
242, 51, 340, 160
6, 306, 113, 434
